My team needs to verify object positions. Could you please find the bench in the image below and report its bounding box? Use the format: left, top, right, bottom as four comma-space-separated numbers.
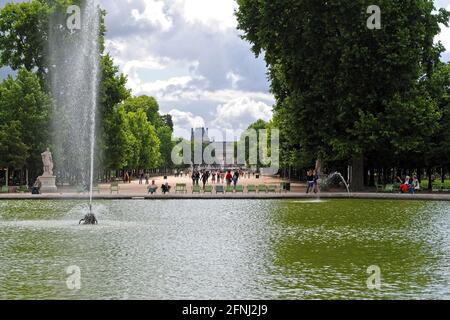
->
17, 185, 29, 193
235, 185, 244, 193
0, 185, 9, 193
92, 186, 100, 194
110, 182, 120, 194
257, 184, 267, 193
175, 183, 188, 194
225, 186, 234, 193
204, 185, 213, 194
375, 182, 384, 193
247, 185, 256, 193
280, 182, 291, 193
192, 185, 201, 194
267, 185, 277, 193
215, 185, 225, 194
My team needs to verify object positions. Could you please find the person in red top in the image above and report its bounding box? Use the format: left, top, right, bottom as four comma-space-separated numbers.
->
225, 171, 233, 186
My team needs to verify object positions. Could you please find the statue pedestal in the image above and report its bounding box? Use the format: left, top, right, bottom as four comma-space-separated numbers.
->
38, 174, 58, 193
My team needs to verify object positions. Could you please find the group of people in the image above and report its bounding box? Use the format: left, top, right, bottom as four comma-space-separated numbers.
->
397, 175, 420, 194
147, 180, 171, 194
306, 169, 320, 194
191, 170, 244, 188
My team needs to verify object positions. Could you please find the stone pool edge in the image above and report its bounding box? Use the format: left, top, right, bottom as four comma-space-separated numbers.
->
1, 193, 450, 201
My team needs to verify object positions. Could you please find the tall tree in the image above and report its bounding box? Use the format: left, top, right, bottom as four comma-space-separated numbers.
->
236, 0, 449, 190
0, 69, 51, 173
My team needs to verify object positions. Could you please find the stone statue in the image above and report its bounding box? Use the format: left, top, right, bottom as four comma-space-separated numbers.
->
41, 148, 54, 176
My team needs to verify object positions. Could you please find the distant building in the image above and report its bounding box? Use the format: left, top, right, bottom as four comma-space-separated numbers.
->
190, 128, 239, 169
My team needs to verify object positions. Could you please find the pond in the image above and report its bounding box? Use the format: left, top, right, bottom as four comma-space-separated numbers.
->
0, 199, 449, 300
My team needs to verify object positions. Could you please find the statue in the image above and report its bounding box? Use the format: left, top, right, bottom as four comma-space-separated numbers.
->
37, 148, 57, 193
41, 148, 54, 176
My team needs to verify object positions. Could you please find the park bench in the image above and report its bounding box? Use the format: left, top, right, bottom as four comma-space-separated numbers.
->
17, 185, 29, 193
267, 185, 277, 193
375, 182, 384, 193
0, 186, 9, 193
92, 186, 100, 194
192, 185, 201, 194
204, 185, 213, 194
235, 185, 244, 193
257, 184, 267, 193
225, 185, 234, 193
247, 185, 256, 193
215, 185, 225, 194
76, 185, 87, 193
383, 184, 394, 193
280, 182, 291, 193
175, 183, 188, 194
110, 182, 119, 194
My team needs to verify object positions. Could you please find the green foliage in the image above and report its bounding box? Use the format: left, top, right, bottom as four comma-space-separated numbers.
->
0, 69, 50, 170
0, 121, 29, 169
236, 0, 450, 172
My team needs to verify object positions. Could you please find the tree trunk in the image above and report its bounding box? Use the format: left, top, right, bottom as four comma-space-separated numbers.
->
427, 167, 432, 191
351, 155, 364, 192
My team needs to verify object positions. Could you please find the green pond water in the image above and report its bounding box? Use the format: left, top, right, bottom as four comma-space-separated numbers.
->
0, 199, 449, 300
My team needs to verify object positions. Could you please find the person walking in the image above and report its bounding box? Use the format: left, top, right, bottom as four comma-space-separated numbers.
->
226, 171, 233, 186
139, 173, 144, 185
313, 170, 320, 194
233, 171, 239, 187
306, 170, 315, 194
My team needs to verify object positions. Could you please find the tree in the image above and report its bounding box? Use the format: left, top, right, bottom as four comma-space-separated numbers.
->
103, 105, 133, 170
0, 0, 131, 179
0, 121, 29, 170
0, 69, 51, 173
237, 0, 449, 190
157, 125, 175, 172
126, 109, 161, 170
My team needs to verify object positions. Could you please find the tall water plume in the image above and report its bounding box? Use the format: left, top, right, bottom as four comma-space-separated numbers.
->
48, 0, 100, 207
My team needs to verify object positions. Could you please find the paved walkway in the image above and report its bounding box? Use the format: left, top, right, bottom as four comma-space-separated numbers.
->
1, 175, 450, 201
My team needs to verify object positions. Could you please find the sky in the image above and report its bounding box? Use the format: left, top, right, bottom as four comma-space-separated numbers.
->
1, 0, 450, 139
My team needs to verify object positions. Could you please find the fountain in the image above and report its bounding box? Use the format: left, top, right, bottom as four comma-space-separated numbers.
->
324, 172, 351, 196
49, 1, 101, 224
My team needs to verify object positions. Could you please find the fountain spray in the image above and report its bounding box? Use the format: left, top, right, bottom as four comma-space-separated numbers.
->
49, 1, 101, 224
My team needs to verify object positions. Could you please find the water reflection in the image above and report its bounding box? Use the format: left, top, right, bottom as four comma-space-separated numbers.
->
0, 200, 449, 299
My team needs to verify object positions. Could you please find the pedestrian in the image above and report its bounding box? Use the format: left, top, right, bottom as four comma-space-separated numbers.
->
306, 170, 314, 194
233, 171, 239, 187
139, 173, 144, 185
145, 173, 149, 185
226, 171, 233, 186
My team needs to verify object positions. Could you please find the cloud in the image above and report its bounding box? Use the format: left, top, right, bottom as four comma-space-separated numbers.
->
168, 109, 205, 138
131, 0, 173, 32
173, 0, 238, 31
211, 97, 273, 131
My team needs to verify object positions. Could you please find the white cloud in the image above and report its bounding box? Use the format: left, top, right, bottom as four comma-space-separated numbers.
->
211, 97, 273, 131
226, 71, 242, 89
131, 0, 173, 31
173, 0, 238, 31
169, 109, 205, 138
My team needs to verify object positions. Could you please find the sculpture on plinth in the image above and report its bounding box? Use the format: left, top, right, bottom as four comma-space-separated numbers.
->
37, 148, 57, 193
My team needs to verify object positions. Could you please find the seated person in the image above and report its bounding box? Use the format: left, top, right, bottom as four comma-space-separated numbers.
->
161, 182, 171, 194
412, 176, 420, 193
148, 180, 158, 194
32, 178, 41, 194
